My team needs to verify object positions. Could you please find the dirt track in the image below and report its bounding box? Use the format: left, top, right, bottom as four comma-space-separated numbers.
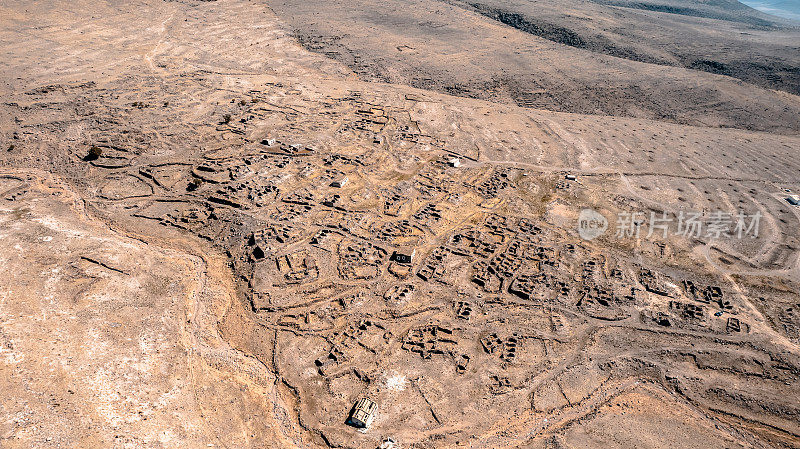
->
1, 0, 800, 448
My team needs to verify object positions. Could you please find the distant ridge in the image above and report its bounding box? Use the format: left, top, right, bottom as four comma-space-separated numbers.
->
741, 0, 800, 22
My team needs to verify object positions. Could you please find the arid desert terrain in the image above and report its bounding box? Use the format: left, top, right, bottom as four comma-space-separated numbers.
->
1, 0, 800, 448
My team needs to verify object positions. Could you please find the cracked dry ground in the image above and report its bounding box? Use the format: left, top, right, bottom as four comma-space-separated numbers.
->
1, 0, 800, 448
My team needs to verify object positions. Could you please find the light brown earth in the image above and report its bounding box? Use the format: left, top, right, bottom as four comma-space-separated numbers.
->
1, 1, 799, 448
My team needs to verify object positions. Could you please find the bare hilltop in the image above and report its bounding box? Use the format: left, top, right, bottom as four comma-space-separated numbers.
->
1, 1, 799, 448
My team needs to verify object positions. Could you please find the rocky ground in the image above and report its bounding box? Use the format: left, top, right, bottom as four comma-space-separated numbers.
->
1, 0, 799, 448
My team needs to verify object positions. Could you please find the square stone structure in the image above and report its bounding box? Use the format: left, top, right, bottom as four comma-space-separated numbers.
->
392, 247, 416, 264
348, 398, 377, 428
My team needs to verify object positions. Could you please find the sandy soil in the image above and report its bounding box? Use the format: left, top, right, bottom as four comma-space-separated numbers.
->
0, 0, 799, 448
